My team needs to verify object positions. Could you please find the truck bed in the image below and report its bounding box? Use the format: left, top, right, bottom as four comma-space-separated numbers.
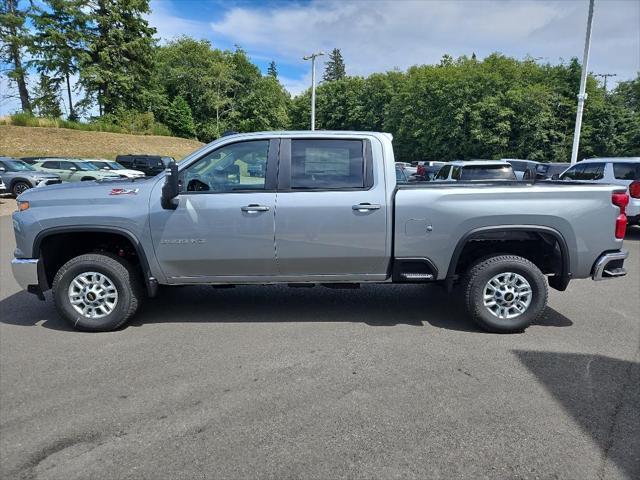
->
393, 181, 626, 280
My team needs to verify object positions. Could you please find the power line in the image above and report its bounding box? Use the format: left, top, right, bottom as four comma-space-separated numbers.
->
593, 73, 617, 91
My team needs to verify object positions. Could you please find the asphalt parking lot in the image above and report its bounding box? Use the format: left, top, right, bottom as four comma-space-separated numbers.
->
1, 205, 638, 480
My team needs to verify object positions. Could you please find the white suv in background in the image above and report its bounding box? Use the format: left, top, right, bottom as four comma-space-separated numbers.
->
559, 158, 640, 225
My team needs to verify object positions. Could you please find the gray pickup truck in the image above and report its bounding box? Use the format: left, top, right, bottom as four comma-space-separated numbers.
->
11, 131, 630, 333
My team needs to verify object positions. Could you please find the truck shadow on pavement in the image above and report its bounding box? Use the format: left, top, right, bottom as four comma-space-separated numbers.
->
0, 283, 572, 333
515, 350, 640, 480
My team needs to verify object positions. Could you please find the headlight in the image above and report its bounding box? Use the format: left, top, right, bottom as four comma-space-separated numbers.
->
17, 200, 30, 212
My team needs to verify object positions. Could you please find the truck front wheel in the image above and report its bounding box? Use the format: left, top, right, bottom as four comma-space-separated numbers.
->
52, 253, 142, 331
462, 254, 548, 333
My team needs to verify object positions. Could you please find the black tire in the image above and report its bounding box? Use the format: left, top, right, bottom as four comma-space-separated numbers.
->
52, 253, 143, 331
12, 181, 31, 197
462, 254, 548, 333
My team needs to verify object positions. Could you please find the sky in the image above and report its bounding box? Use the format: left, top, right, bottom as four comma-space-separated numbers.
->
1, 0, 639, 116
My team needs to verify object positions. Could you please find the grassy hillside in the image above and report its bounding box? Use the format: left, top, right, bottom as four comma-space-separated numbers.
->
0, 125, 204, 160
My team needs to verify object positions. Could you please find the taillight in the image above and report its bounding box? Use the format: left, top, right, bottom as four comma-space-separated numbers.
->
629, 181, 640, 199
612, 192, 629, 239
612, 192, 629, 210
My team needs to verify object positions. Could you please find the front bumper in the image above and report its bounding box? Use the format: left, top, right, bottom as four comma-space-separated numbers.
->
592, 250, 628, 281
11, 258, 40, 289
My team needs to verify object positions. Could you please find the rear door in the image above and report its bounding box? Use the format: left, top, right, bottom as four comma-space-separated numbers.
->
274, 137, 388, 279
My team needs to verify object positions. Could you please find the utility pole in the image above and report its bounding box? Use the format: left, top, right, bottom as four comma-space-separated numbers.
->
594, 73, 617, 92
303, 51, 325, 131
570, 0, 595, 165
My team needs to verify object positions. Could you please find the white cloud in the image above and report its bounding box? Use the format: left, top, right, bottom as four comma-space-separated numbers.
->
148, 0, 210, 44
210, 0, 640, 86
279, 72, 312, 97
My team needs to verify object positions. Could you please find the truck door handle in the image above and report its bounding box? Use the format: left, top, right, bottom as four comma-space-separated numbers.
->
352, 203, 381, 212
241, 204, 270, 213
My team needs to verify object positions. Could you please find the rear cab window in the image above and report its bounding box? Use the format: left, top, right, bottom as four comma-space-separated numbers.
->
613, 163, 640, 180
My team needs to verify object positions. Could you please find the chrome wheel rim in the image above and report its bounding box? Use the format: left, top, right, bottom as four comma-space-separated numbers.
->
483, 272, 532, 320
68, 272, 118, 319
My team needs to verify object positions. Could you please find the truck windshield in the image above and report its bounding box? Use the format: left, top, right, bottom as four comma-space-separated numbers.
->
460, 165, 515, 181
2, 160, 36, 171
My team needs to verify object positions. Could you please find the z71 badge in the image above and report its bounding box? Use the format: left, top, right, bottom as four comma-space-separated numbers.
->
109, 188, 139, 196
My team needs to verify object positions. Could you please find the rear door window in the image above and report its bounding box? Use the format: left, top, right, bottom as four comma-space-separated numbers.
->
41, 161, 60, 169
435, 165, 451, 180
134, 158, 149, 168
560, 164, 584, 180
290, 139, 365, 189
581, 163, 604, 180
58, 161, 75, 170
613, 162, 640, 180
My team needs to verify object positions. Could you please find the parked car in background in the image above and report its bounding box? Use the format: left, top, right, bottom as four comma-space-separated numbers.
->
0, 157, 62, 196
416, 161, 445, 179
535, 162, 570, 180
434, 160, 516, 181
116, 154, 174, 177
87, 159, 145, 179
504, 159, 539, 180
559, 158, 640, 225
395, 165, 410, 183
396, 162, 417, 176
32, 159, 121, 182
247, 161, 266, 177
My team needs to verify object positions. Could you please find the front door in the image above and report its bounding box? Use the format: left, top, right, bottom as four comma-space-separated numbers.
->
274, 138, 388, 280
149, 139, 279, 281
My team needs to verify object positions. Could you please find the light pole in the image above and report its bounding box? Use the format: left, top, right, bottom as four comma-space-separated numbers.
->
303, 51, 325, 131
570, 0, 595, 165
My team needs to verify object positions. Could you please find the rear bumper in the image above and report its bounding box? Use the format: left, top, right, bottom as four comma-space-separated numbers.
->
11, 258, 40, 289
591, 250, 628, 281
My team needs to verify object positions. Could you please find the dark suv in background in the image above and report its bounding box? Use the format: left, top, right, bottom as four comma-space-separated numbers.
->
115, 154, 174, 177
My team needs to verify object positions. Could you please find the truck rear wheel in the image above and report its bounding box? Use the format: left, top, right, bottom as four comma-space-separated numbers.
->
52, 253, 142, 331
462, 254, 548, 333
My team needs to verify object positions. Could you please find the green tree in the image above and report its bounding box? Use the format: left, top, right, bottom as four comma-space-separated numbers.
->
267, 60, 278, 79
165, 96, 196, 138
323, 48, 346, 82
80, 0, 156, 115
0, 0, 32, 112
236, 76, 290, 132
30, 0, 88, 120
32, 73, 63, 117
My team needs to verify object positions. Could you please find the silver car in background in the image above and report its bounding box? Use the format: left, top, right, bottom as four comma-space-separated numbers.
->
0, 157, 62, 196
559, 158, 640, 225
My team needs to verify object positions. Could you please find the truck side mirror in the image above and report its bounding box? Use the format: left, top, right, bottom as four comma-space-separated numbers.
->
161, 161, 179, 210
0, 167, 5, 172
551, 174, 560, 180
